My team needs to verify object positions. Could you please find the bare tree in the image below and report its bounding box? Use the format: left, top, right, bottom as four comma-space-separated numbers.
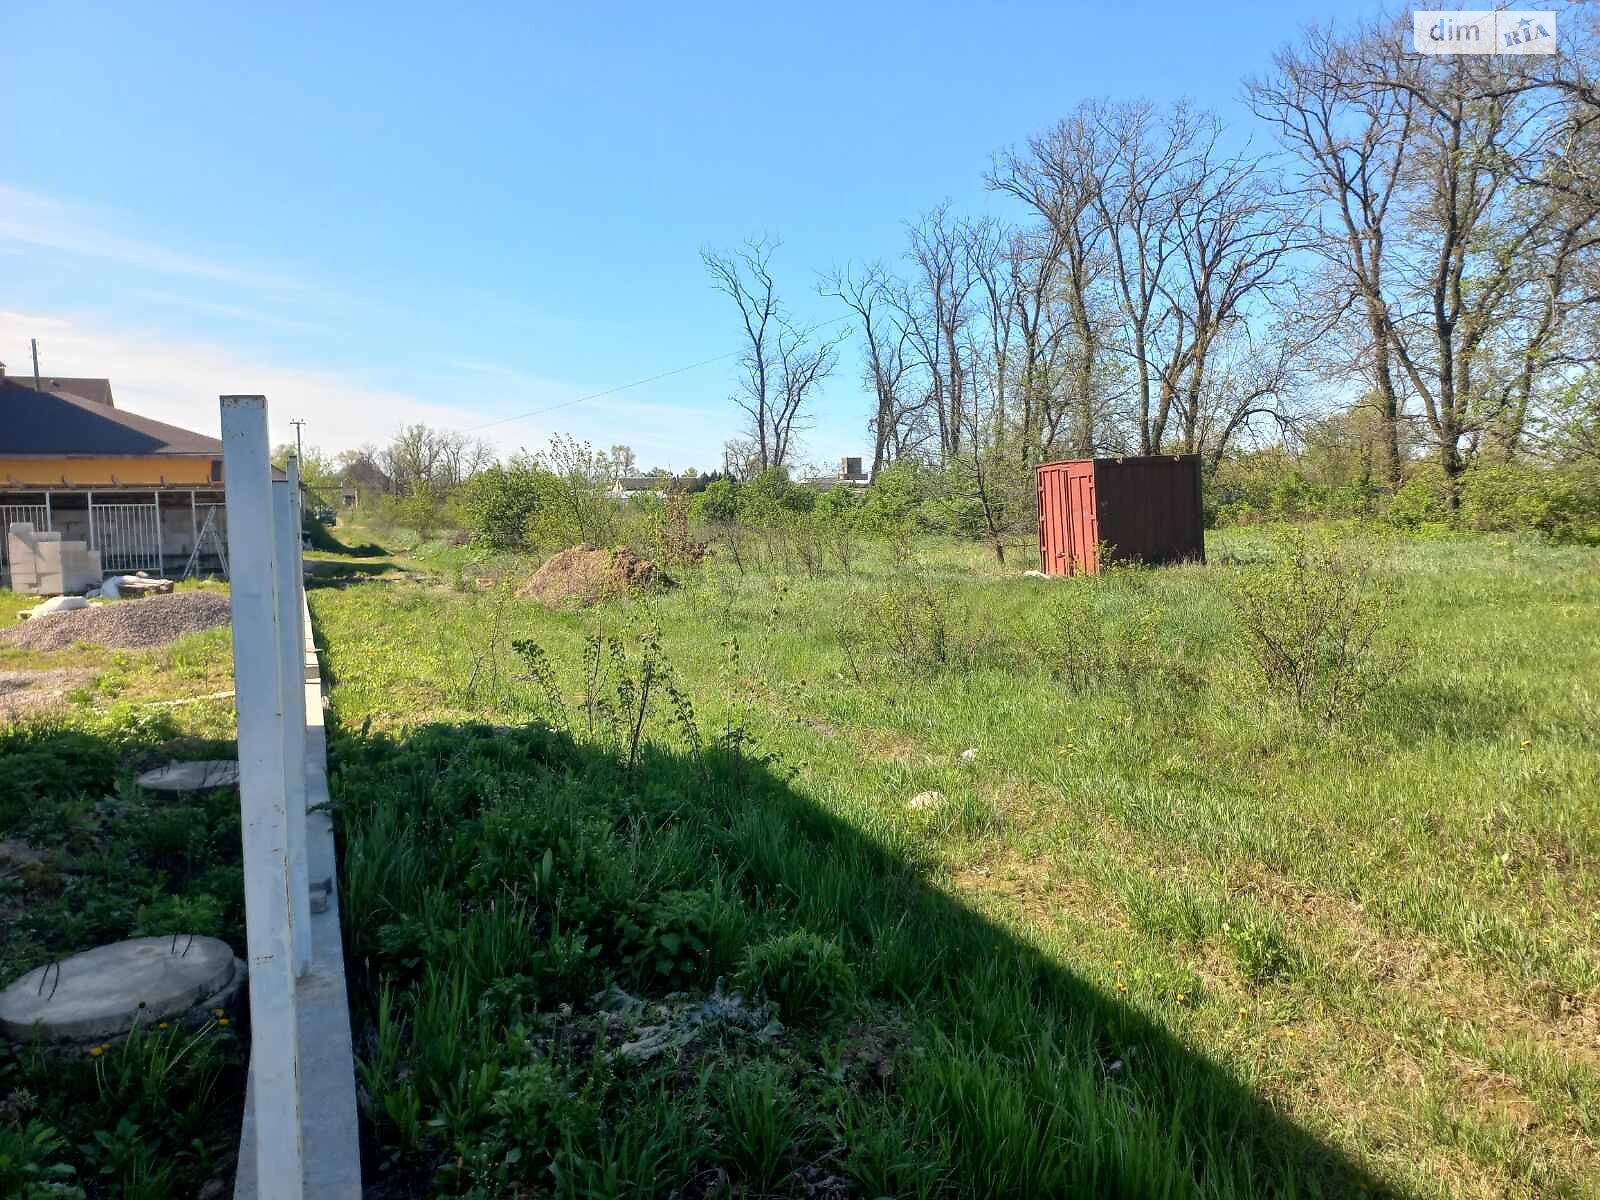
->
608, 444, 638, 480
821, 261, 916, 475
990, 109, 1109, 459
900, 204, 984, 460
703, 235, 840, 470
1085, 101, 1201, 454
1251, 17, 1600, 499
380, 424, 450, 495
1160, 134, 1306, 461
375, 424, 493, 494
772, 316, 842, 468
436, 431, 496, 488
1248, 25, 1417, 486
1351, 21, 1598, 499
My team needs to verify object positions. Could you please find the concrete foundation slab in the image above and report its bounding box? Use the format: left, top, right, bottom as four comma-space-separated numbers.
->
0, 935, 238, 1043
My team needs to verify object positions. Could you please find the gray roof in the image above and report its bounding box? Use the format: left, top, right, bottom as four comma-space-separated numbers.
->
0, 378, 222, 456
28, 376, 116, 407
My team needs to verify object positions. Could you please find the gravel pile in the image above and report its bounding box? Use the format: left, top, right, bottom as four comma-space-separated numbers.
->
1, 591, 231, 651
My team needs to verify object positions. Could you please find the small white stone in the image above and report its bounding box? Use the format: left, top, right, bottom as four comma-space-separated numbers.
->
906, 790, 945, 811
960, 748, 978, 762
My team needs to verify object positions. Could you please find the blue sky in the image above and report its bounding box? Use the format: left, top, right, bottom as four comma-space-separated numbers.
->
2, 0, 1339, 468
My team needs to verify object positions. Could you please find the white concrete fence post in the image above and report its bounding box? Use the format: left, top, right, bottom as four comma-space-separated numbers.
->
273, 461, 312, 976
220, 395, 306, 1200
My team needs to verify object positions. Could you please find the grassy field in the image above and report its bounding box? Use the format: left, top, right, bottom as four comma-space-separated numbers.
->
0, 587, 245, 1198
311, 523, 1600, 1198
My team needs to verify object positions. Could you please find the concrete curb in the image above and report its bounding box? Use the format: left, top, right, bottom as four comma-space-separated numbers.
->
235, 597, 361, 1198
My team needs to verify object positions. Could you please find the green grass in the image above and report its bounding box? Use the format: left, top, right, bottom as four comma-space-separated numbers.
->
0, 588, 244, 1198
0, 712, 246, 1199
312, 525, 1600, 1198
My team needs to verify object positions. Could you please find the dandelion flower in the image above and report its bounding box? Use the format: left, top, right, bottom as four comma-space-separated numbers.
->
219, 1017, 231, 1026
158, 1022, 169, 1030
88, 1046, 103, 1057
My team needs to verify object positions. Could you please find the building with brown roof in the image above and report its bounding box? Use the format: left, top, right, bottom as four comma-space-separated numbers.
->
1, 365, 237, 586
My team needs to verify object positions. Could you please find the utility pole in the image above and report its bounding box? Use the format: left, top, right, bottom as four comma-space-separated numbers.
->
289, 419, 306, 461
31, 338, 41, 391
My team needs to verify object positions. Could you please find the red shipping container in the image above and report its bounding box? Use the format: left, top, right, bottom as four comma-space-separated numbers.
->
1035, 455, 1205, 576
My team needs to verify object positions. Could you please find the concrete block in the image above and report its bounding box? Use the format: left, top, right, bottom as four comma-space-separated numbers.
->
32, 541, 63, 570
60, 543, 98, 592
0, 935, 240, 1043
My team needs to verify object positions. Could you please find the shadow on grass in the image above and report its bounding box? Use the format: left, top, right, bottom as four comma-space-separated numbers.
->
0, 715, 248, 1197
303, 517, 389, 558
1375, 676, 1547, 742
329, 717, 1404, 1199
304, 559, 409, 589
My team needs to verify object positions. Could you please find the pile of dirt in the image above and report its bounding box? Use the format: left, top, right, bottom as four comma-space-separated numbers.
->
0, 591, 231, 651
517, 546, 672, 608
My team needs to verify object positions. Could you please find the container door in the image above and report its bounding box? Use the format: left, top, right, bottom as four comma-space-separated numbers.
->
1069, 470, 1098, 574
1041, 469, 1076, 576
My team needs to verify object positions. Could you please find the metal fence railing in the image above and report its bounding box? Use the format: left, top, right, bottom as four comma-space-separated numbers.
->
90, 501, 161, 573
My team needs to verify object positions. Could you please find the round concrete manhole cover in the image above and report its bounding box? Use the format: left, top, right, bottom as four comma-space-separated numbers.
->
137, 760, 240, 792
0, 935, 238, 1043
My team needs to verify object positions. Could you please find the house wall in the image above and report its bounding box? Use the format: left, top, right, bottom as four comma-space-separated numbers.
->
0, 454, 219, 487
3, 489, 228, 582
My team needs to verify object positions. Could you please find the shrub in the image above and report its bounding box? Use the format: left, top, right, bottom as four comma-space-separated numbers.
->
1038, 576, 1197, 699
1038, 578, 1103, 690
692, 477, 742, 524
525, 435, 619, 549
814, 486, 863, 571
857, 462, 922, 555
647, 493, 699, 569
868, 574, 964, 672
1460, 462, 1600, 545
740, 467, 815, 522
1382, 467, 1451, 531
1230, 529, 1398, 722
369, 488, 447, 538
737, 929, 855, 1024
460, 460, 547, 550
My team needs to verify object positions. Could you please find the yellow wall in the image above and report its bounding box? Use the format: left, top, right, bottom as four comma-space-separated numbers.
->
0, 455, 217, 488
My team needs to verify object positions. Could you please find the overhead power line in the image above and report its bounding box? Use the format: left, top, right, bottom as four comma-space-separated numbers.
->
464, 316, 854, 435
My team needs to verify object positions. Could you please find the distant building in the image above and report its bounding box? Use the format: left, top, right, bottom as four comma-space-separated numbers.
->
611, 474, 702, 499
0, 365, 254, 586
807, 455, 872, 492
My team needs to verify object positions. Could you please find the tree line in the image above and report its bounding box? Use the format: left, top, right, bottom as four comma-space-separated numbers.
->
703, 10, 1600, 520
